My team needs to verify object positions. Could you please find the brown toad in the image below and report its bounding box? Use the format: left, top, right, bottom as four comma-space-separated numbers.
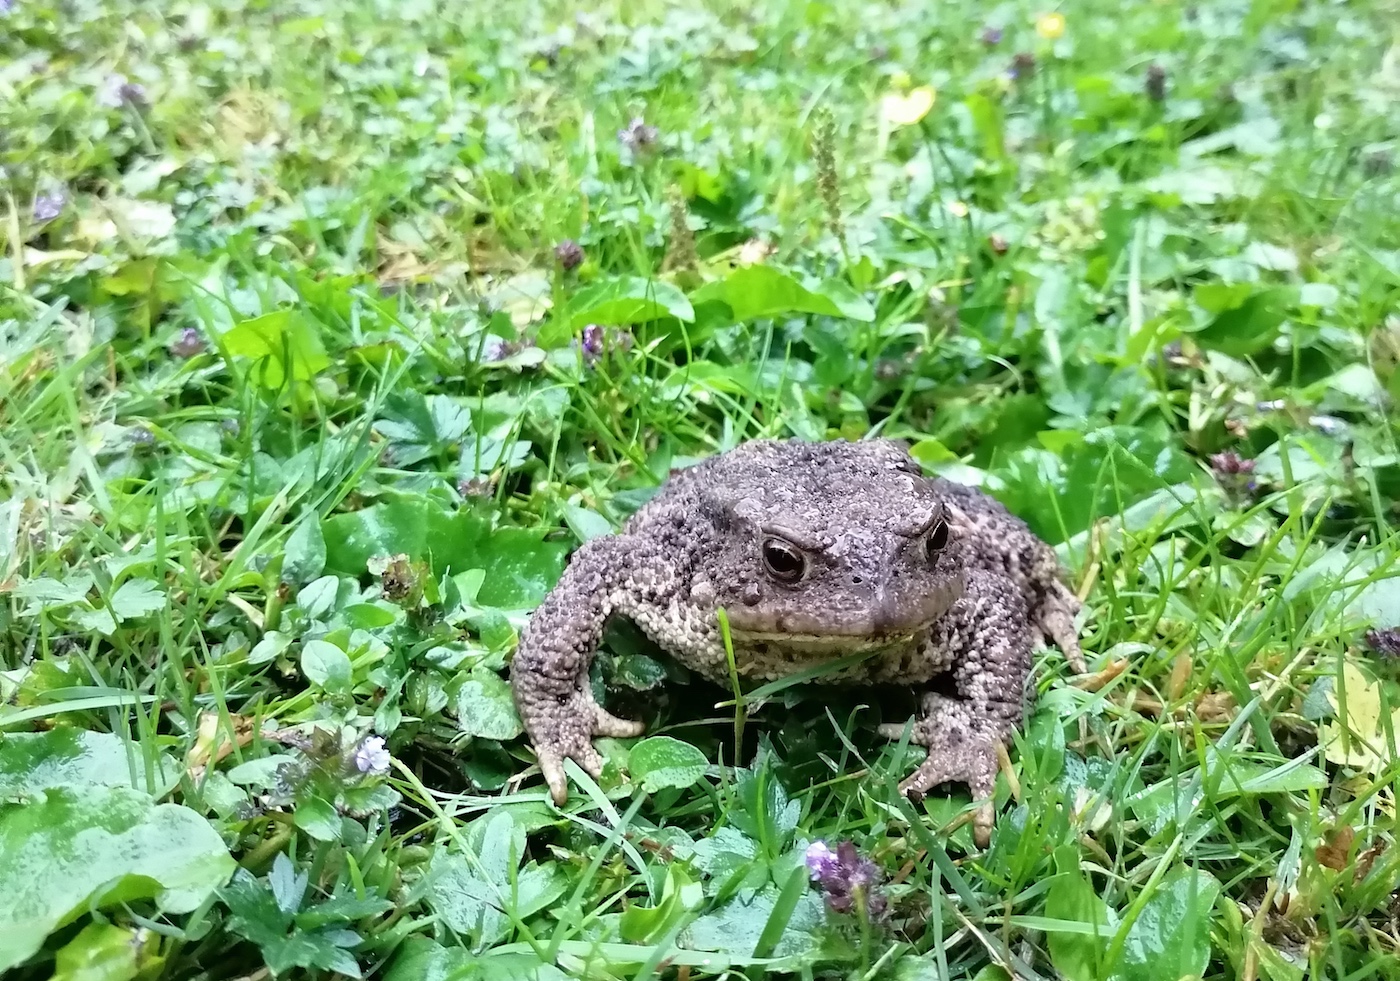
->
510, 438, 1087, 842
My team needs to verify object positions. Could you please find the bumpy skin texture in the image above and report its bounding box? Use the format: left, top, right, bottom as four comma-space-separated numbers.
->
510, 438, 1086, 842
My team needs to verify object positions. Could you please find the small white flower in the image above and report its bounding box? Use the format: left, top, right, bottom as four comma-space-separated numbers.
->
353, 736, 391, 776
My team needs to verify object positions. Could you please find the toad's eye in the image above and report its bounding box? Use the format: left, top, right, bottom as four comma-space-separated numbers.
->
924, 519, 950, 562
761, 538, 806, 583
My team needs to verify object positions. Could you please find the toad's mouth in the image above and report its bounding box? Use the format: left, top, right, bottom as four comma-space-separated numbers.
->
720, 580, 961, 645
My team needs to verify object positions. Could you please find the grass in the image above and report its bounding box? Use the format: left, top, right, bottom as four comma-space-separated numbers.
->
2, 0, 1399, 978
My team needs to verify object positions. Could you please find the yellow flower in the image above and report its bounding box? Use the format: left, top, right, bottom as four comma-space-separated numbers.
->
1036, 11, 1066, 39
881, 85, 936, 127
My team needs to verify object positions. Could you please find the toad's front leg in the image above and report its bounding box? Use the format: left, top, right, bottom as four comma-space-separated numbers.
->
511, 537, 645, 805
878, 570, 1032, 847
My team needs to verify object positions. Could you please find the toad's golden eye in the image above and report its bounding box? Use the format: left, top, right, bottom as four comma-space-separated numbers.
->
761, 538, 806, 583
925, 519, 949, 562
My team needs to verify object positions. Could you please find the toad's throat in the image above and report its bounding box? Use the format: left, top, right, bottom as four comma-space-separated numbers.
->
720, 579, 963, 645
725, 627, 922, 651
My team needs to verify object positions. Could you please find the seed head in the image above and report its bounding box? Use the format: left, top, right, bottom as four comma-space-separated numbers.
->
378, 553, 421, 604
99, 74, 147, 109
664, 186, 698, 273
618, 117, 659, 156
1145, 63, 1167, 102
811, 108, 844, 244
1365, 629, 1400, 659
554, 239, 584, 271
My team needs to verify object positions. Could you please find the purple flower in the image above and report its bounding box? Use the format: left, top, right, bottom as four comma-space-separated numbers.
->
981, 26, 1004, 45
0, 0, 12, 14
128, 426, 155, 447
1365, 629, 1400, 659
554, 239, 584, 270
353, 736, 391, 776
33, 190, 65, 222
581, 323, 605, 358
618, 117, 659, 154
804, 839, 888, 920
98, 74, 147, 109
458, 476, 493, 498
1209, 451, 1257, 499
170, 327, 206, 358
1209, 451, 1255, 477
805, 841, 837, 880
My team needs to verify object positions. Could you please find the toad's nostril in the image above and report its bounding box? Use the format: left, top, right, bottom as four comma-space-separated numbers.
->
852, 575, 863, 584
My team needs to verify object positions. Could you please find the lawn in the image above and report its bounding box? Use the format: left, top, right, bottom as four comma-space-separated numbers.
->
2, 0, 1399, 978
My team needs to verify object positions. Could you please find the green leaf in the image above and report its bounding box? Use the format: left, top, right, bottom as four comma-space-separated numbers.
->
610, 654, 669, 691
681, 882, 824, 959
282, 516, 327, 585
322, 499, 568, 609
0, 728, 179, 798
268, 853, 307, 915
1206, 750, 1328, 795
1115, 867, 1221, 981
1190, 285, 1291, 357
385, 938, 475, 981
220, 310, 330, 388
628, 736, 709, 793
1044, 845, 1117, 981
294, 796, 342, 842
619, 866, 703, 944
340, 603, 399, 629
690, 266, 875, 322
567, 276, 694, 329
561, 504, 614, 543
427, 809, 519, 949
453, 668, 523, 741
108, 579, 167, 620
249, 631, 293, 666
300, 639, 352, 693
429, 395, 473, 443
51, 922, 161, 981
0, 787, 235, 972
297, 575, 342, 620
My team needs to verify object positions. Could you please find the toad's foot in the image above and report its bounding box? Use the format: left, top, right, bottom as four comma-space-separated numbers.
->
522, 688, 644, 806
879, 693, 1006, 847
1038, 579, 1087, 674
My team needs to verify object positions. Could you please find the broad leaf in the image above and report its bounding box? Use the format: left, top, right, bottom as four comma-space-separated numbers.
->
628, 736, 709, 793
0, 728, 179, 798
567, 276, 694, 329
221, 310, 330, 387
323, 500, 568, 609
1115, 867, 1221, 981
453, 668, 523, 741
0, 787, 235, 972
691, 266, 875, 323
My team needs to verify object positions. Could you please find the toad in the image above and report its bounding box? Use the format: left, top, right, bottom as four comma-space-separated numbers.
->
510, 438, 1086, 843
